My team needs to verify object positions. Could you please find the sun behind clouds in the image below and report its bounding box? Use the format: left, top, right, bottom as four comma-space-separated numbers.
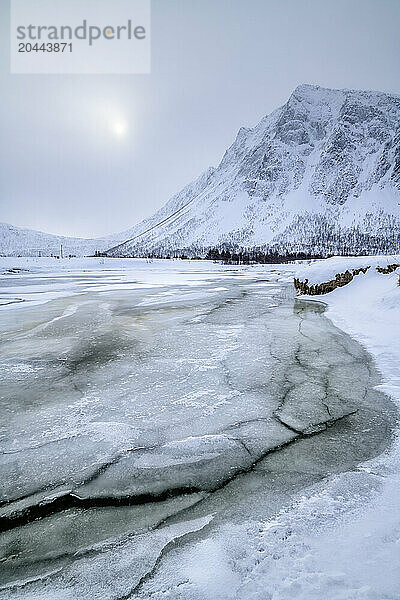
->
111, 119, 128, 137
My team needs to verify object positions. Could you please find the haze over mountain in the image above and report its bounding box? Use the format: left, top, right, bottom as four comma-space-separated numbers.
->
1, 84, 399, 258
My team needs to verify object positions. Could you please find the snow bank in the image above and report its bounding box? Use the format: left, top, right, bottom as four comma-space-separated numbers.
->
295, 254, 400, 285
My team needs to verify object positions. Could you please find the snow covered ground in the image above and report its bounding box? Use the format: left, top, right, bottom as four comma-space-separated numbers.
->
0, 257, 399, 599
264, 257, 400, 600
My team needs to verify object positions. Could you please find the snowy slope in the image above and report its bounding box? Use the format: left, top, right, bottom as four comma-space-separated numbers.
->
107, 84, 400, 257
0, 222, 126, 257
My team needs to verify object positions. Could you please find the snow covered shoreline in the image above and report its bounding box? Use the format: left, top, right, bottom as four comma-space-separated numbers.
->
276, 256, 400, 599
295, 255, 400, 395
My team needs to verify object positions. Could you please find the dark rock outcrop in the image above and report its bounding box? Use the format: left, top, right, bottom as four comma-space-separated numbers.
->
376, 262, 400, 274
294, 266, 370, 295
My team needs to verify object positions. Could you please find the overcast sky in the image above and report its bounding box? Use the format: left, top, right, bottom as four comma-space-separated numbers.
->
1, 0, 400, 238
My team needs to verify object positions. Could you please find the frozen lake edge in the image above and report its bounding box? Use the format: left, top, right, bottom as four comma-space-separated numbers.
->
0, 258, 398, 599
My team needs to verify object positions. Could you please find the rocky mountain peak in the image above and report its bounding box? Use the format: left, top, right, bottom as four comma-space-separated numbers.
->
105, 84, 400, 258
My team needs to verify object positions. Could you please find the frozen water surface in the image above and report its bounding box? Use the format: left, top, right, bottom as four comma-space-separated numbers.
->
0, 259, 396, 598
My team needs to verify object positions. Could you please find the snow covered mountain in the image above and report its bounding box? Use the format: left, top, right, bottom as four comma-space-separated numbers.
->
107, 84, 400, 258
2, 84, 399, 259
0, 222, 124, 257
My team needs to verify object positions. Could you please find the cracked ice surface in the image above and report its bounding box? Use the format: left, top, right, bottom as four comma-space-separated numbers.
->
0, 259, 396, 598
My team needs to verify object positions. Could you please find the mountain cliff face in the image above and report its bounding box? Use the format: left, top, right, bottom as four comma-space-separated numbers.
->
107, 84, 400, 257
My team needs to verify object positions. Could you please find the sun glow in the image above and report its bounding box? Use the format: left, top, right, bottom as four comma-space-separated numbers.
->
111, 120, 128, 137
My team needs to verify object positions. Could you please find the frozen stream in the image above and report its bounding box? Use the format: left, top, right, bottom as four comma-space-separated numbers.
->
0, 260, 396, 599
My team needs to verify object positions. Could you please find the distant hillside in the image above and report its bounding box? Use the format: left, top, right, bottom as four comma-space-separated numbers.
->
0, 223, 124, 257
